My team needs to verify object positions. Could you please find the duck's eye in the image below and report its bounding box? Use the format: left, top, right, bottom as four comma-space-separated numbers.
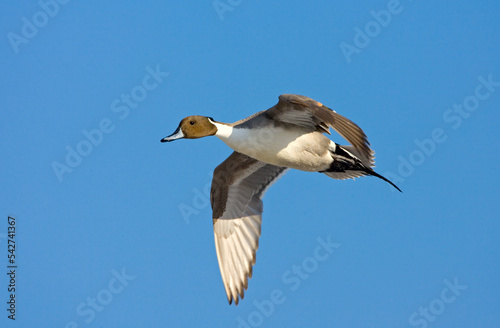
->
189, 121, 195, 125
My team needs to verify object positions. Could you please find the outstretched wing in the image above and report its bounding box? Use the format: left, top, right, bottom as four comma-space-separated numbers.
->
266, 94, 373, 164
211, 151, 288, 305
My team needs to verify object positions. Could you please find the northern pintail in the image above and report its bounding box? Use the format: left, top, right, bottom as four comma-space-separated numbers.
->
161, 94, 401, 305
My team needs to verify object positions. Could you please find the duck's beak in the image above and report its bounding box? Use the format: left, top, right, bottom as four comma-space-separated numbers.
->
161, 126, 184, 142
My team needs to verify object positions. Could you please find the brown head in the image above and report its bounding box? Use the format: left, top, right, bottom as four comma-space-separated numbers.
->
161, 115, 217, 142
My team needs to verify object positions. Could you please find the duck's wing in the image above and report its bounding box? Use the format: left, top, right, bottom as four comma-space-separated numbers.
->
266, 94, 373, 164
211, 151, 288, 305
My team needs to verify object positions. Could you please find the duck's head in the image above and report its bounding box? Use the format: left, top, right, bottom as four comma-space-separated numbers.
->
161, 115, 217, 142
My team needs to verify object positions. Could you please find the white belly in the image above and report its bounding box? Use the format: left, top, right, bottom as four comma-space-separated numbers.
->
215, 125, 332, 171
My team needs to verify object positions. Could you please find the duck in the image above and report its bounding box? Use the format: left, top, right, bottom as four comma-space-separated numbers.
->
161, 94, 401, 305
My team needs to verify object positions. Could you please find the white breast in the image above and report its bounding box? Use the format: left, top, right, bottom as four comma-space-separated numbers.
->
214, 123, 332, 172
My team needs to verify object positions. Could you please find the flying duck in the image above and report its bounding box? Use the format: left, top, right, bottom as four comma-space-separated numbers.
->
161, 94, 401, 305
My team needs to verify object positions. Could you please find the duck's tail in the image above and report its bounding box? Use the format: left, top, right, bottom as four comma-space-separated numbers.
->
321, 143, 402, 192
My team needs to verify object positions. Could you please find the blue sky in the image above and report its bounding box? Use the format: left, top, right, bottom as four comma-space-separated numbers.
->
1, 1, 499, 327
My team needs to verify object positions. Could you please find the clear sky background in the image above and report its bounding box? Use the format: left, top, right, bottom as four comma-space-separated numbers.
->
1, 1, 499, 327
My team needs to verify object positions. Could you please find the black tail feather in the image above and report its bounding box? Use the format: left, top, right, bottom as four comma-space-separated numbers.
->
364, 168, 402, 193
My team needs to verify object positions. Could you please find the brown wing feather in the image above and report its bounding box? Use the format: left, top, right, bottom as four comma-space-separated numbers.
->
266, 94, 373, 163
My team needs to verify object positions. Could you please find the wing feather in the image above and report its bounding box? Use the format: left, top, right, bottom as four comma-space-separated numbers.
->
211, 152, 287, 305
267, 94, 373, 163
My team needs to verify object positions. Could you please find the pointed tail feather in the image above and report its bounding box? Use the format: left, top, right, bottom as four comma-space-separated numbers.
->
364, 168, 402, 192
